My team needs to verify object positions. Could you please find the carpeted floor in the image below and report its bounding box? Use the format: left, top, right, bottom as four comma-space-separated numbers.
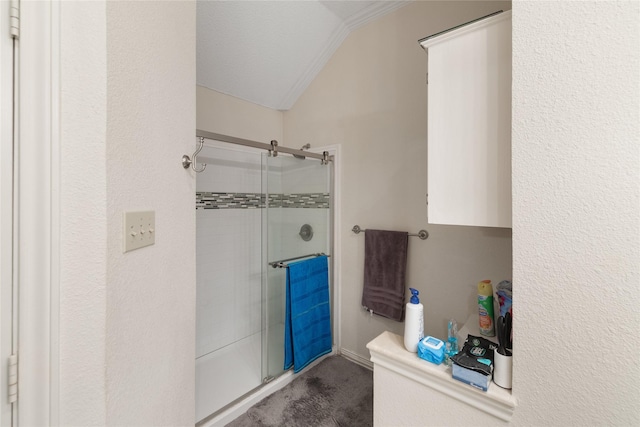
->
226, 356, 373, 427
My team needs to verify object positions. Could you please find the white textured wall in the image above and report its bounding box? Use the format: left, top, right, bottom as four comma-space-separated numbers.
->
511, 1, 639, 425
104, 1, 196, 425
284, 1, 513, 361
59, 1, 196, 424
59, 1, 107, 424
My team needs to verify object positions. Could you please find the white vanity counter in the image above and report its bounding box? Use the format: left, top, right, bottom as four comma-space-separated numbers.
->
367, 331, 516, 426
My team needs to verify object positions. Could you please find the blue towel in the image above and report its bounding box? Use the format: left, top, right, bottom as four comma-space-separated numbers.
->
284, 255, 332, 373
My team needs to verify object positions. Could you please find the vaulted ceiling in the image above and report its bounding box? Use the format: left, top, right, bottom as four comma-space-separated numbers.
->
196, 1, 410, 111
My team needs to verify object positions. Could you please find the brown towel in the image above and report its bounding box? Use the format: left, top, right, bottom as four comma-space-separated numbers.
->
361, 229, 409, 322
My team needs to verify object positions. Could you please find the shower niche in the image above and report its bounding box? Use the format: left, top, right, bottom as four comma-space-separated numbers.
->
194, 136, 332, 423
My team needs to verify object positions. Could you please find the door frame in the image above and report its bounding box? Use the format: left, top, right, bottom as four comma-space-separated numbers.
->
0, 1, 16, 422
21, 1, 60, 424
0, 1, 60, 425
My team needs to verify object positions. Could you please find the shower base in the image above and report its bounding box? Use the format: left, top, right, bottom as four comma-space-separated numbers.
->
196, 332, 262, 423
196, 323, 289, 425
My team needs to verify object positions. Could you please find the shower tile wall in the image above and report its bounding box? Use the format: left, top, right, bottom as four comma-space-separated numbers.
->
196, 209, 261, 355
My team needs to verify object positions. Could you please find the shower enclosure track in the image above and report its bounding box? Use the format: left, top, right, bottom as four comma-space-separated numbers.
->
183, 129, 333, 172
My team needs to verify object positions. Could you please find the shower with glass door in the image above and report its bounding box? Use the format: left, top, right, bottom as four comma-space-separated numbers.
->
192, 132, 333, 423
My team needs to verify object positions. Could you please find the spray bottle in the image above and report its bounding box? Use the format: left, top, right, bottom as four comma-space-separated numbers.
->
478, 280, 495, 337
404, 288, 424, 352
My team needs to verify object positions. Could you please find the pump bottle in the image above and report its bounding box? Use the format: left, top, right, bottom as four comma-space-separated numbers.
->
404, 288, 424, 352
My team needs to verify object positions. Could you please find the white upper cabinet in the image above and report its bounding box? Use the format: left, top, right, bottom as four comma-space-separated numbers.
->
421, 11, 512, 228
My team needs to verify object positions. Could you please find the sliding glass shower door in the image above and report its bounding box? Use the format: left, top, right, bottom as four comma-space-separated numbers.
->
262, 152, 332, 380
195, 143, 264, 422
194, 139, 332, 422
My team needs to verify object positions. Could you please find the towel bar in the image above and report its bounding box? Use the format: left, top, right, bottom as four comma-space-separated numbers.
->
352, 225, 428, 240
269, 253, 330, 268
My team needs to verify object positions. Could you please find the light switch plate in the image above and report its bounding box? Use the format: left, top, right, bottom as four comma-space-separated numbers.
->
123, 211, 155, 253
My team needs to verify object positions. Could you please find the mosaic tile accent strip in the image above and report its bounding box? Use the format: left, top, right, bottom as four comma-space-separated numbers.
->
196, 192, 329, 209
196, 192, 264, 209
269, 193, 330, 209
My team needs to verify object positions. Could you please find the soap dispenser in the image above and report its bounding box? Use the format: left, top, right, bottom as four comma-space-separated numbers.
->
404, 288, 424, 352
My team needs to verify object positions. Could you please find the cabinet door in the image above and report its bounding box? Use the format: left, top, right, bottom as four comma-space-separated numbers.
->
422, 11, 511, 228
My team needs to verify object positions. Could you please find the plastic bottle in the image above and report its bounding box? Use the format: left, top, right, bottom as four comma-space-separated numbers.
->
404, 288, 424, 352
478, 280, 495, 336
447, 318, 459, 355
444, 342, 452, 366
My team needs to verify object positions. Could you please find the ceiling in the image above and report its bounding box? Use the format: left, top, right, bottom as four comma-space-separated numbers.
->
196, 1, 410, 111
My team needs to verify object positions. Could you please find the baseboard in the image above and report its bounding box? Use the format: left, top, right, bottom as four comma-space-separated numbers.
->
339, 348, 373, 370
